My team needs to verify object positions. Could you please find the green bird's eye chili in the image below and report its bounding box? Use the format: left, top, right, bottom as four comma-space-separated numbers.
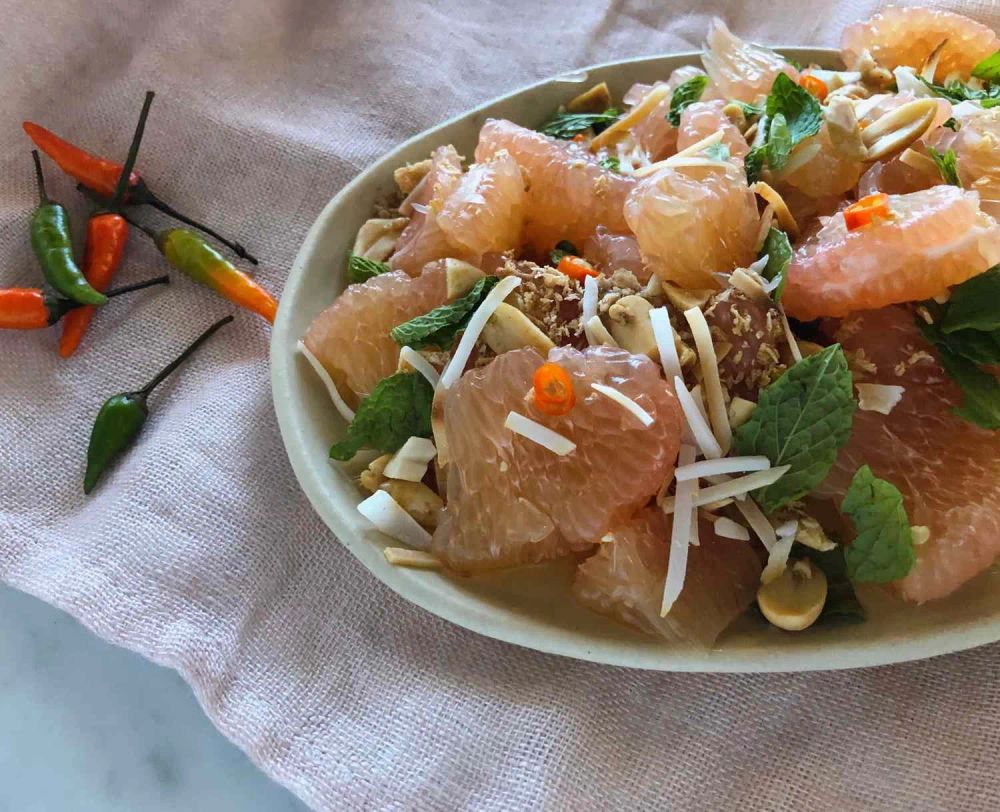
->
30, 150, 107, 307
83, 314, 233, 493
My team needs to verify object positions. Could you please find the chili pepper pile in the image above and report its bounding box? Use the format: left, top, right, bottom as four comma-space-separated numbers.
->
6, 90, 280, 494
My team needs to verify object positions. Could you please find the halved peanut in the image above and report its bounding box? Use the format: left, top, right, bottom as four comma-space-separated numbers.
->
862, 98, 938, 162
757, 558, 828, 631
481, 303, 555, 355
607, 295, 658, 358
352, 217, 410, 262
444, 259, 485, 299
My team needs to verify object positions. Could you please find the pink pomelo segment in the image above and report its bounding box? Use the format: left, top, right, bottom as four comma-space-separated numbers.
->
390, 148, 526, 275
820, 307, 1000, 603
624, 162, 758, 290
303, 264, 447, 406
582, 227, 649, 281
676, 99, 749, 161
475, 119, 635, 252
701, 18, 798, 103
841, 6, 1000, 79
783, 186, 1000, 321
432, 346, 682, 573
928, 106, 1000, 220
573, 508, 762, 647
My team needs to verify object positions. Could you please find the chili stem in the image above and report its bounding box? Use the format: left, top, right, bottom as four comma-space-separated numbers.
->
138, 315, 234, 397
104, 275, 169, 299
144, 192, 258, 265
115, 207, 160, 242
111, 90, 155, 210
31, 150, 49, 204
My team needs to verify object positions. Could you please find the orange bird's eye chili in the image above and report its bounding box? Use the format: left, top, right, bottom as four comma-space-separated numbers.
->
557, 255, 600, 282
532, 362, 576, 416
22, 120, 258, 265
798, 74, 829, 101
844, 192, 891, 231
60, 91, 154, 359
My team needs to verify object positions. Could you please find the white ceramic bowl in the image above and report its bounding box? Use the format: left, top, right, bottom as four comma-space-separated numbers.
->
272, 49, 1000, 672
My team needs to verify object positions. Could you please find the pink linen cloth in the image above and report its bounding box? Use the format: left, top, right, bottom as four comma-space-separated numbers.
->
2, 1, 999, 809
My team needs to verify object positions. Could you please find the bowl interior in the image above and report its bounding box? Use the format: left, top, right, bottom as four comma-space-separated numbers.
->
271, 48, 1000, 672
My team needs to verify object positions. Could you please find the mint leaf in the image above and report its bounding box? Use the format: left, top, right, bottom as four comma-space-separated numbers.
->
733, 345, 856, 513
733, 100, 764, 119
703, 142, 731, 162
550, 239, 578, 265
598, 155, 621, 172
841, 466, 915, 584
972, 50, 1000, 83
744, 146, 765, 185
391, 276, 498, 350
927, 147, 961, 187
920, 319, 1000, 366
941, 267, 1000, 333
348, 254, 392, 284
799, 547, 866, 624
329, 372, 433, 461
759, 227, 792, 302
920, 77, 1000, 104
936, 346, 1000, 429
538, 109, 620, 139
942, 117, 959, 131
765, 73, 822, 148
765, 113, 792, 171
667, 75, 709, 126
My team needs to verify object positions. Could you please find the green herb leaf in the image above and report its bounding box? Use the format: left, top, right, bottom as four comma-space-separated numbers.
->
985, 99, 1000, 109
972, 49, 1000, 83
329, 372, 434, 461
391, 276, 498, 350
920, 319, 1000, 366
841, 465, 915, 584
926, 146, 961, 187
799, 546, 866, 624
667, 75, 709, 126
538, 109, 620, 139
765, 112, 792, 171
733, 345, 856, 513
920, 77, 1000, 104
942, 117, 959, 131
936, 346, 1000, 429
765, 73, 823, 148
744, 146, 766, 185
941, 267, 1000, 333
733, 100, 765, 119
703, 142, 731, 162
598, 155, 621, 172
348, 254, 392, 284
783, 55, 805, 71
550, 239, 579, 265
759, 227, 792, 302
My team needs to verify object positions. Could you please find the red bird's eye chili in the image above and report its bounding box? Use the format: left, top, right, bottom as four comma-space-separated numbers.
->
23, 120, 258, 265
0, 276, 168, 331
60, 91, 155, 359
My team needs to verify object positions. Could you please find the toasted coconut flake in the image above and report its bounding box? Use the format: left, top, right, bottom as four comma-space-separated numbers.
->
383, 437, 437, 482
684, 306, 732, 453
358, 490, 432, 550
297, 340, 356, 422
662, 466, 791, 513
585, 315, 619, 347
675, 455, 771, 481
399, 345, 441, 388
899, 147, 940, 176
353, 217, 410, 262
919, 38, 948, 83
674, 376, 724, 460
856, 383, 905, 415
439, 275, 521, 390
651, 307, 683, 382
754, 204, 776, 253
567, 81, 612, 113
661, 444, 697, 615
383, 547, 442, 569
730, 268, 770, 305
862, 98, 938, 162
632, 130, 727, 178
591, 383, 655, 427
590, 83, 672, 152
714, 516, 751, 541
504, 411, 576, 456
750, 181, 800, 239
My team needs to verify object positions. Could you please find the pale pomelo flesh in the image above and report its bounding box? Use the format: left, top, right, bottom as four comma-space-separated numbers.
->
701, 18, 798, 103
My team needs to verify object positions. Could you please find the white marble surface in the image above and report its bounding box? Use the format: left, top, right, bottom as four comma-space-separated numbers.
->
0, 585, 309, 812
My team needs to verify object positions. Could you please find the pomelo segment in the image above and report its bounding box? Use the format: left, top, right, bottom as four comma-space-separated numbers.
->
781, 123, 865, 198
624, 162, 758, 289
432, 346, 682, 572
821, 306, 1000, 603
841, 6, 1000, 80
676, 99, 749, 161
475, 119, 635, 252
701, 18, 798, 103
928, 105, 1000, 220
573, 508, 762, 646
303, 264, 447, 406
390, 147, 526, 275
582, 227, 648, 281
783, 186, 1000, 321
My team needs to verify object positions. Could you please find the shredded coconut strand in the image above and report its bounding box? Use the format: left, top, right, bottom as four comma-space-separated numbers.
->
662, 466, 791, 513
778, 306, 802, 363
383, 437, 437, 482
297, 340, 356, 422
504, 411, 576, 456
650, 307, 683, 383
674, 455, 771, 481
761, 534, 795, 584
714, 516, 751, 541
684, 306, 733, 453
358, 490, 432, 550
399, 345, 440, 388
439, 275, 521, 389
591, 383, 654, 426
734, 498, 779, 552
661, 445, 697, 616
383, 547, 442, 569
674, 377, 724, 460
582, 274, 599, 324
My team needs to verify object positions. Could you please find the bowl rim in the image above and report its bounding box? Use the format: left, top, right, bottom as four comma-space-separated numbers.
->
271, 47, 1000, 672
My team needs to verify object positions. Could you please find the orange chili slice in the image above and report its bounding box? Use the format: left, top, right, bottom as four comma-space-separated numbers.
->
798, 74, 829, 101
557, 255, 600, 281
843, 192, 891, 231
572, 133, 587, 143
532, 362, 576, 416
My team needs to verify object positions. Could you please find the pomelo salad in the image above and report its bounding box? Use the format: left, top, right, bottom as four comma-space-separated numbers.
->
301, 7, 1000, 647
